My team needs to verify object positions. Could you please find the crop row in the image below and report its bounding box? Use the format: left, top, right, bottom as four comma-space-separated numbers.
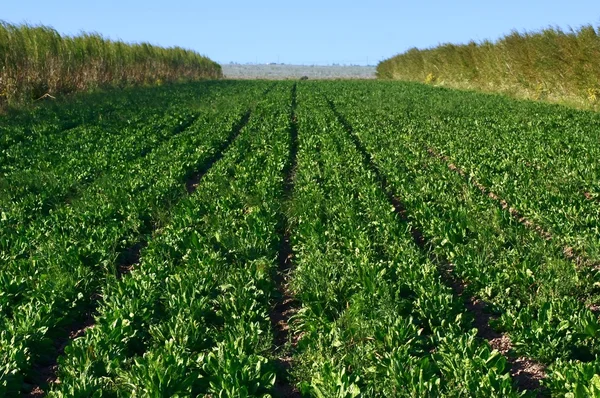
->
0, 81, 225, 157
288, 87, 520, 396
50, 82, 295, 396
0, 81, 272, 395
322, 81, 600, 396
0, 82, 262, 240
2, 80, 599, 396
336, 81, 600, 266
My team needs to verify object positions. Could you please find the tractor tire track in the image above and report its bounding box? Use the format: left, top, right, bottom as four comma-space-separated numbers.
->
270, 84, 301, 398
269, 84, 300, 397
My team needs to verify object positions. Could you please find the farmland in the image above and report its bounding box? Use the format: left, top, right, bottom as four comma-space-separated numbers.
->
1, 80, 599, 396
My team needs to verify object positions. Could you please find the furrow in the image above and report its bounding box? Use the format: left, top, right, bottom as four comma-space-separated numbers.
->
185, 110, 251, 194
271, 83, 301, 398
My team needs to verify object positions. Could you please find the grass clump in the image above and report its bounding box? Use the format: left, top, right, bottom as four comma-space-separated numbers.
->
0, 21, 222, 109
377, 24, 600, 109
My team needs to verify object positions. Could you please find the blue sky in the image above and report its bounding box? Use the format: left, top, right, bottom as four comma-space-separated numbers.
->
3, 1, 599, 65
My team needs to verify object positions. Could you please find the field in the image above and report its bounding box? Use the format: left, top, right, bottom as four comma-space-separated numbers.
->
1, 80, 600, 397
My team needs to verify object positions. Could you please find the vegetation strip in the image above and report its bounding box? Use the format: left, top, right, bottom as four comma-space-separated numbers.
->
119, 108, 255, 277
0, 81, 220, 165
402, 83, 600, 267
185, 110, 252, 193
327, 96, 546, 393
0, 22, 221, 109
288, 89, 521, 396
376, 24, 600, 109
49, 83, 292, 396
36, 113, 199, 228
325, 97, 425, 246
1, 109, 194, 229
0, 85, 225, 263
425, 148, 552, 239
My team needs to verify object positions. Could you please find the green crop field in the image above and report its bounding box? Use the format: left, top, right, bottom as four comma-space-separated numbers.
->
1, 80, 599, 397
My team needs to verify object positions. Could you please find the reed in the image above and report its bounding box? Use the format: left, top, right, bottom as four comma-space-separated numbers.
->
0, 21, 222, 108
377, 24, 600, 109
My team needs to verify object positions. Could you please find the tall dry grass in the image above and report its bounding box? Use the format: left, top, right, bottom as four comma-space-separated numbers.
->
377, 24, 600, 108
0, 22, 222, 108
